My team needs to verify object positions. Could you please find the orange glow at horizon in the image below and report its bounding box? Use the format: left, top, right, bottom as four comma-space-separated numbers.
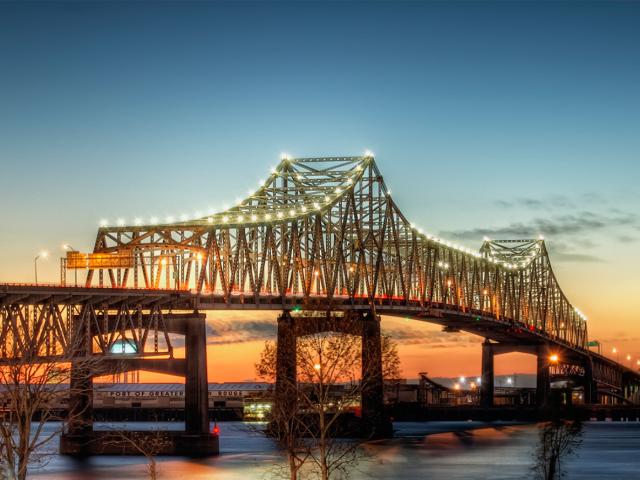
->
133, 314, 541, 384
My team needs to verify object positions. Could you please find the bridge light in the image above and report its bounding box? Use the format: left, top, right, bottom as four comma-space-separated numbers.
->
289, 209, 295, 216
277, 212, 284, 219
627, 354, 632, 361
222, 216, 229, 223
251, 214, 257, 222
265, 213, 272, 220
99, 219, 108, 227
506, 377, 513, 385
314, 270, 319, 276
237, 215, 244, 222
324, 196, 330, 203
453, 383, 460, 390
134, 218, 142, 226
207, 217, 213, 223
549, 354, 559, 363
364, 150, 374, 158
612, 347, 617, 354
483, 236, 490, 242
459, 376, 466, 384
313, 202, 320, 210
197, 253, 203, 261
301, 206, 307, 212
476, 377, 481, 384
117, 218, 125, 226
160, 258, 167, 266
314, 363, 321, 371
280, 153, 290, 161
538, 234, 545, 240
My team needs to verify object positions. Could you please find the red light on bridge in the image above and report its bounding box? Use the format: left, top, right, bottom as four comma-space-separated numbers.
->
212, 424, 220, 435
529, 325, 535, 332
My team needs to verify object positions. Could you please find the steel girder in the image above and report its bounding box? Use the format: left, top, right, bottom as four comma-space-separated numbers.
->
87, 156, 587, 350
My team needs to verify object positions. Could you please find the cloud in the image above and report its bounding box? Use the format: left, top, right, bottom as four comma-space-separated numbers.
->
617, 235, 638, 244
494, 195, 575, 210
443, 211, 637, 241
381, 321, 482, 349
205, 316, 277, 345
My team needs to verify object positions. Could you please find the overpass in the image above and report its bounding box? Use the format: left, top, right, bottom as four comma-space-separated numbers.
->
1, 155, 639, 451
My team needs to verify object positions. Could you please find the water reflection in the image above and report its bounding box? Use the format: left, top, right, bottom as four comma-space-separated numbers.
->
27, 421, 640, 479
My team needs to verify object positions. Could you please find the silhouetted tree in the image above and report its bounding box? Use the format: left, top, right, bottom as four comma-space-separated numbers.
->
256, 328, 398, 479
532, 420, 583, 480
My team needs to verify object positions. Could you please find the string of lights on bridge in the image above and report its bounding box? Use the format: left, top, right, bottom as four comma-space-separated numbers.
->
92, 150, 589, 323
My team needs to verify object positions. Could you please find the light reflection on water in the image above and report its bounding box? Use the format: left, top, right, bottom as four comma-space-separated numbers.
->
29, 421, 640, 479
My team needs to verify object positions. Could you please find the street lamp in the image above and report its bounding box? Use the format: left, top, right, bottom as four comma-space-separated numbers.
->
34, 251, 48, 285
63, 244, 78, 286
549, 354, 559, 364
613, 347, 619, 363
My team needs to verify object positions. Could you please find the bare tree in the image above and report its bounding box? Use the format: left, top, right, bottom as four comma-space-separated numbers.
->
256, 331, 400, 480
532, 420, 583, 480
103, 428, 171, 480
0, 354, 99, 480
256, 334, 401, 381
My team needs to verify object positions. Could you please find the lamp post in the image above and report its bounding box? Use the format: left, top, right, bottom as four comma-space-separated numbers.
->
63, 244, 78, 286
34, 251, 48, 285
612, 347, 619, 363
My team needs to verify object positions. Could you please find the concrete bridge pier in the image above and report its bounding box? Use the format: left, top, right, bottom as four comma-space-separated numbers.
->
61, 312, 218, 456
361, 311, 391, 438
536, 344, 551, 408
583, 359, 599, 404
273, 310, 391, 439
480, 340, 494, 408
275, 311, 297, 414
185, 312, 209, 435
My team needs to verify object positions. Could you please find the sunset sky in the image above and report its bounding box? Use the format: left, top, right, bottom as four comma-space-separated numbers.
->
1, 1, 639, 381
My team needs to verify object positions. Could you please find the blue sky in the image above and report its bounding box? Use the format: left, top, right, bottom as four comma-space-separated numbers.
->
1, 1, 639, 356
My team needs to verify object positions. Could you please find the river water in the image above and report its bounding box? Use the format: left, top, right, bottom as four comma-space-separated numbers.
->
29, 421, 640, 479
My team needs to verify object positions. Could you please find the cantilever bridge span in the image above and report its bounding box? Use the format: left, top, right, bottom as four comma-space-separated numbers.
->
1, 156, 639, 449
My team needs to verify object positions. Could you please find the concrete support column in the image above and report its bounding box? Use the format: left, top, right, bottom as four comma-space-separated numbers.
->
361, 311, 388, 437
185, 312, 209, 435
536, 344, 551, 408
583, 359, 599, 404
480, 340, 494, 408
275, 311, 297, 411
67, 313, 93, 436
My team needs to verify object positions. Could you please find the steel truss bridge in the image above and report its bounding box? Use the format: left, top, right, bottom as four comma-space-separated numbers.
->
1, 155, 639, 448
